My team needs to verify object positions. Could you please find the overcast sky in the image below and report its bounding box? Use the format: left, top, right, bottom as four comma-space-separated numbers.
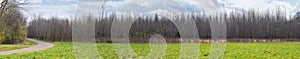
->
22, 0, 300, 21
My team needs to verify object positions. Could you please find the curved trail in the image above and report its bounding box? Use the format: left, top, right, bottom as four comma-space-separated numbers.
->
0, 38, 54, 55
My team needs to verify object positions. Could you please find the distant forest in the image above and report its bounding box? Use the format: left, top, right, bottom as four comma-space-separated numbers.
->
27, 9, 300, 43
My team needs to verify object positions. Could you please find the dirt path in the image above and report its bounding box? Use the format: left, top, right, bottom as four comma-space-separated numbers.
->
0, 38, 54, 55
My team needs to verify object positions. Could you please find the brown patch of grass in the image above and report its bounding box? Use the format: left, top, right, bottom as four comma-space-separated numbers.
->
0, 46, 7, 50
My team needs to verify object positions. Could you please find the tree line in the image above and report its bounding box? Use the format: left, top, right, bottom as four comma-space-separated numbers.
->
28, 9, 300, 43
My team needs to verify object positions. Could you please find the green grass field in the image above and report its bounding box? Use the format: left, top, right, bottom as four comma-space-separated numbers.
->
0, 40, 37, 52
0, 42, 299, 59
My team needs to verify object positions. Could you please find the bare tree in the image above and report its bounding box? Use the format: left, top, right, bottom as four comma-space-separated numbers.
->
0, 0, 27, 49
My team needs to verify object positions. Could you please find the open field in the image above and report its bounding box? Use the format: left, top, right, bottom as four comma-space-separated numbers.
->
0, 42, 299, 59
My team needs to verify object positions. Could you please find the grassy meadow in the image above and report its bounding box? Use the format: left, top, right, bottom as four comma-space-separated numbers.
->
0, 42, 299, 59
